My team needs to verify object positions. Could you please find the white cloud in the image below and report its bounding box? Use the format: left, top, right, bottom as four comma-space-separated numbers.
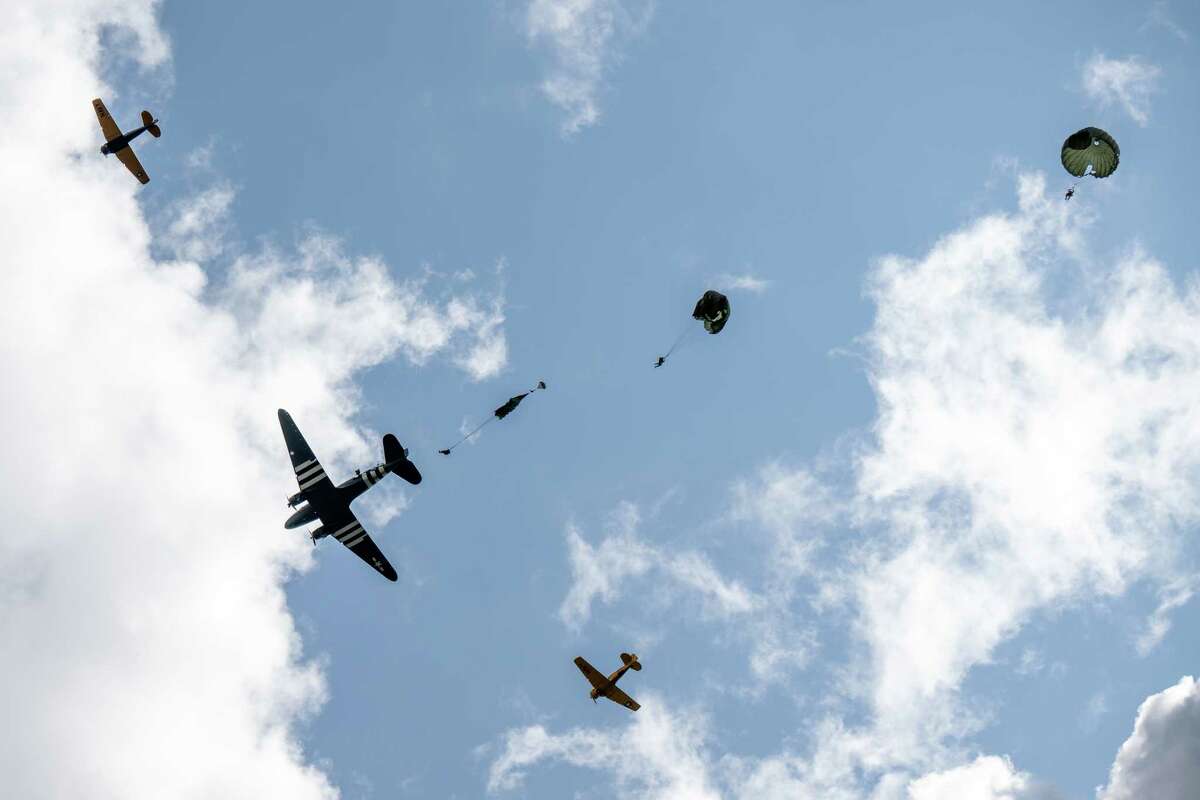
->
1081, 53, 1162, 127
559, 502, 759, 630
0, 2, 506, 797
1099, 676, 1200, 800
1142, 2, 1190, 42
524, 0, 650, 134
162, 181, 236, 262
1135, 575, 1195, 655
716, 273, 771, 293
847, 173, 1200, 750
487, 697, 721, 798
906, 756, 1050, 800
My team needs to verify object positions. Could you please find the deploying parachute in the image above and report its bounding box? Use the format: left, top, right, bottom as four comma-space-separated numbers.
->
438, 381, 547, 455
654, 290, 731, 367
1061, 127, 1119, 198
692, 290, 731, 334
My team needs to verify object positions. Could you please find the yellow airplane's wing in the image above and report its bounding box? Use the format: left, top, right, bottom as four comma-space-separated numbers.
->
92, 98, 121, 141
574, 657, 608, 690
116, 146, 149, 185
603, 684, 640, 711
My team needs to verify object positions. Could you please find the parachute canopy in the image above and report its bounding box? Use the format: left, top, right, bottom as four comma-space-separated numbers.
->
494, 381, 546, 420
692, 290, 730, 335
1061, 127, 1119, 178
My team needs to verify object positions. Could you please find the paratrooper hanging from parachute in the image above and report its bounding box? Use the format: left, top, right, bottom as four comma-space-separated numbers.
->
1061, 126, 1119, 200
653, 289, 731, 368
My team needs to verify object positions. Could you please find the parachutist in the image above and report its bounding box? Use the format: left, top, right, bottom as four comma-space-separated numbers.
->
438, 449, 451, 456
654, 356, 666, 368
1065, 186, 1075, 201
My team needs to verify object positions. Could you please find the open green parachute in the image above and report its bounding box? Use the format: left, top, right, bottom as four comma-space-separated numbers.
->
1061, 127, 1120, 179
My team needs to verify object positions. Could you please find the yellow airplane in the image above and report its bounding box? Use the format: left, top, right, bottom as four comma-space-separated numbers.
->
92, 98, 160, 185
574, 653, 642, 711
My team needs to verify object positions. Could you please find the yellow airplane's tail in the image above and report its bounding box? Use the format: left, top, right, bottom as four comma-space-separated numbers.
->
621, 652, 641, 671
141, 110, 161, 138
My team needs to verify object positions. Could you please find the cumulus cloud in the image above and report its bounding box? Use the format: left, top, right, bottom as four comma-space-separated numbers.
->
1081, 53, 1163, 126
1099, 676, 1200, 800
906, 756, 1054, 800
0, 2, 505, 797
487, 697, 720, 798
559, 502, 759, 630
162, 181, 236, 262
525, 0, 650, 134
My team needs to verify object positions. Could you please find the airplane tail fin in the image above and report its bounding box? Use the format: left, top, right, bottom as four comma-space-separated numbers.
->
141, 110, 161, 137
383, 433, 422, 485
383, 433, 406, 464
621, 653, 641, 670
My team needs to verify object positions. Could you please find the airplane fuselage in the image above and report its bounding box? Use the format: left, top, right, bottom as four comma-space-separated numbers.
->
284, 462, 402, 532
589, 662, 634, 701
99, 125, 150, 156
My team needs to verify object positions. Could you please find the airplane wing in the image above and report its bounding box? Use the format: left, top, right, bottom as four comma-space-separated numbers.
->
116, 146, 149, 185
92, 98, 121, 141
280, 409, 334, 495
573, 657, 608, 690
321, 509, 398, 582
602, 684, 640, 711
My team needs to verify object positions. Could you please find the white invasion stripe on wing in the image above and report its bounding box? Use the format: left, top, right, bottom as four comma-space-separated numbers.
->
299, 471, 327, 490
297, 463, 324, 481
344, 534, 367, 548
293, 458, 316, 473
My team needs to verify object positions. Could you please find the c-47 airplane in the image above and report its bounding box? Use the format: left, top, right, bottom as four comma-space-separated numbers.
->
92, 98, 160, 185
574, 653, 642, 711
279, 409, 421, 582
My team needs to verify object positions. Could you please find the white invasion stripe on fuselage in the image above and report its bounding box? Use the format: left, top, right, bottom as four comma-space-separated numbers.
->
335, 525, 364, 543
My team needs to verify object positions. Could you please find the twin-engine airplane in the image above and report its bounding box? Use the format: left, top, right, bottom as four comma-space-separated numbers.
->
279, 409, 421, 582
92, 98, 160, 185
574, 653, 642, 711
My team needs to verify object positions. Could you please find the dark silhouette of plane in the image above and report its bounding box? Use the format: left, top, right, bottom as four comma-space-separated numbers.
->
92, 98, 160, 185
574, 653, 642, 710
279, 409, 421, 581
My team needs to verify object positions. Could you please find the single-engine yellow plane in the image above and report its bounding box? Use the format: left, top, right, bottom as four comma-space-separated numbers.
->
92, 98, 160, 185
574, 652, 642, 711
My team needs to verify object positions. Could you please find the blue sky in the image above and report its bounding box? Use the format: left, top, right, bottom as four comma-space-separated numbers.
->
3, 1, 1200, 798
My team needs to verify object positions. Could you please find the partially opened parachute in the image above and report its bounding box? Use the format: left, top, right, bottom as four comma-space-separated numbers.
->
438, 381, 547, 455
692, 290, 731, 335
1061, 127, 1120, 179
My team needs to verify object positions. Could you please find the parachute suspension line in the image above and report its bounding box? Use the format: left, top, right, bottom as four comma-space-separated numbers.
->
661, 320, 695, 360
439, 416, 496, 455
438, 380, 545, 455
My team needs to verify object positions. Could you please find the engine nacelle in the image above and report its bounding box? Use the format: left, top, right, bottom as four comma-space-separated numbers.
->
287, 491, 305, 508
284, 504, 319, 529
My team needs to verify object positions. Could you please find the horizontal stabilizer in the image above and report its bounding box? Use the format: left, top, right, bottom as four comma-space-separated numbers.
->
621, 652, 641, 670
141, 111, 161, 137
